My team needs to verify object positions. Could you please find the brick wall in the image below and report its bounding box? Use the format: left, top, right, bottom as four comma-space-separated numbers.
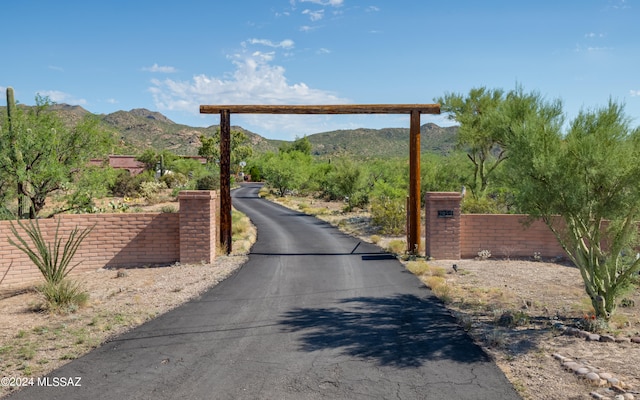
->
460, 214, 565, 259
425, 192, 567, 260
0, 190, 217, 290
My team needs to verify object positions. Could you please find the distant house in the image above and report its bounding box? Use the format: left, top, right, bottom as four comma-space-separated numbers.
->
89, 155, 207, 176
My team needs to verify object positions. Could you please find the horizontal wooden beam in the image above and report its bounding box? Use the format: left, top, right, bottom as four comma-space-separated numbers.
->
200, 104, 440, 115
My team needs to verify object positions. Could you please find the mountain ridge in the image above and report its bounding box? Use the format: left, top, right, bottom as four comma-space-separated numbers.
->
1, 104, 458, 158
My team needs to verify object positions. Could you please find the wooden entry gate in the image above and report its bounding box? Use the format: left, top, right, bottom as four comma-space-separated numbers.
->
200, 104, 441, 255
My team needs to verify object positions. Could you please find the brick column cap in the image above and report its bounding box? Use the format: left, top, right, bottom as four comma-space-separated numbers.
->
425, 192, 463, 200
178, 190, 218, 200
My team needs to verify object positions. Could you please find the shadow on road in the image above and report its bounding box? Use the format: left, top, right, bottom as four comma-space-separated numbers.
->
279, 293, 491, 368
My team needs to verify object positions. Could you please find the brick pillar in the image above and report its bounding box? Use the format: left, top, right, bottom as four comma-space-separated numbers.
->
179, 190, 217, 264
425, 192, 462, 259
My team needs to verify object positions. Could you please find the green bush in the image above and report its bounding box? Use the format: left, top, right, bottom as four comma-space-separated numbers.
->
370, 195, 406, 235
161, 172, 189, 189
38, 279, 89, 313
196, 174, 220, 190
139, 181, 167, 203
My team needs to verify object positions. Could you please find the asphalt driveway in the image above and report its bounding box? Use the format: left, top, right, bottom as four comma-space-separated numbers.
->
9, 183, 520, 399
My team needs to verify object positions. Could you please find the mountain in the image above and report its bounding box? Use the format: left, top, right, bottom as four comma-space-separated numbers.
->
1, 105, 458, 158
307, 123, 458, 158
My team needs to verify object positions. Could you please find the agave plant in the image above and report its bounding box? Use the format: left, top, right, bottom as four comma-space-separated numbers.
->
9, 219, 94, 285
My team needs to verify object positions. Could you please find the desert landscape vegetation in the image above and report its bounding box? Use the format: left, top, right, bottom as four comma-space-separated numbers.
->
1, 85, 640, 399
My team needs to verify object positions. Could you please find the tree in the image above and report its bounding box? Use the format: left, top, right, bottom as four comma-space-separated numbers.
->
198, 128, 253, 173
280, 136, 312, 155
437, 87, 508, 199
0, 94, 113, 218
507, 100, 640, 319
261, 151, 311, 197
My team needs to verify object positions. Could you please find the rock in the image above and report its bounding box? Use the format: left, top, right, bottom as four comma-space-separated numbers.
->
576, 367, 592, 376
590, 392, 606, 399
565, 327, 580, 335
579, 330, 591, 338
631, 337, 640, 344
616, 337, 632, 343
622, 393, 635, 400
564, 361, 581, 371
607, 377, 621, 386
552, 353, 566, 362
587, 333, 601, 341
598, 372, 613, 380
600, 334, 616, 342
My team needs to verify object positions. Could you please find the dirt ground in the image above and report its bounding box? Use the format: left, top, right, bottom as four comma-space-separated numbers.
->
1, 193, 639, 399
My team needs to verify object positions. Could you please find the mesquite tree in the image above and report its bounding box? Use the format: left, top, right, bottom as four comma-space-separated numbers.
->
508, 99, 640, 319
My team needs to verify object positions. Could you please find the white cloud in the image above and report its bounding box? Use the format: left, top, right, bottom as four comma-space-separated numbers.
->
630, 90, 640, 97
585, 32, 605, 38
48, 65, 64, 72
37, 90, 87, 105
142, 63, 178, 73
302, 9, 325, 21
105, 98, 118, 104
317, 48, 331, 54
300, 25, 318, 32
148, 51, 350, 138
366, 6, 380, 12
246, 38, 295, 49
299, 0, 343, 6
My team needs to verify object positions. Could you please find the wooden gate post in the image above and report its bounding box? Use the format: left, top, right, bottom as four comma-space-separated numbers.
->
408, 110, 421, 254
220, 110, 232, 255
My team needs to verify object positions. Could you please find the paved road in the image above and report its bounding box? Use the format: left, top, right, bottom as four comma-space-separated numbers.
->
9, 183, 520, 399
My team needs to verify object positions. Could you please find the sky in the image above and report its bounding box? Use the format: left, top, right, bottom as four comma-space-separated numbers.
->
1, 0, 638, 141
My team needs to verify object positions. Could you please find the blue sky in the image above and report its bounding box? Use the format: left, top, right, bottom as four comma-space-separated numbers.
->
1, 0, 638, 140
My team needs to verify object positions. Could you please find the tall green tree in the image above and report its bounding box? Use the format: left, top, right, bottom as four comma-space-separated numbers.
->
508, 100, 640, 319
0, 94, 113, 217
261, 151, 311, 197
437, 87, 507, 199
198, 128, 253, 173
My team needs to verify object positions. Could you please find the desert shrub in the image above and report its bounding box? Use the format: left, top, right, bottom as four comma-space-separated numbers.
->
161, 172, 189, 189
462, 196, 502, 214
406, 260, 430, 275
370, 235, 381, 244
386, 239, 405, 255
38, 280, 89, 313
160, 205, 177, 213
196, 174, 220, 190
139, 181, 167, 204
9, 219, 93, 285
369, 180, 406, 235
9, 219, 92, 312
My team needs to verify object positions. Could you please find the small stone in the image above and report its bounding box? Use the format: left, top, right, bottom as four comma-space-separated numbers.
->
587, 333, 601, 341
598, 372, 613, 380
607, 377, 620, 386
615, 395, 626, 400
585, 372, 601, 384
565, 327, 580, 335
564, 361, 581, 371
616, 337, 632, 343
578, 368, 594, 377
590, 392, 606, 399
622, 393, 635, 400
631, 337, 640, 344
611, 384, 626, 393
552, 353, 566, 362
600, 334, 616, 342
579, 330, 591, 338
